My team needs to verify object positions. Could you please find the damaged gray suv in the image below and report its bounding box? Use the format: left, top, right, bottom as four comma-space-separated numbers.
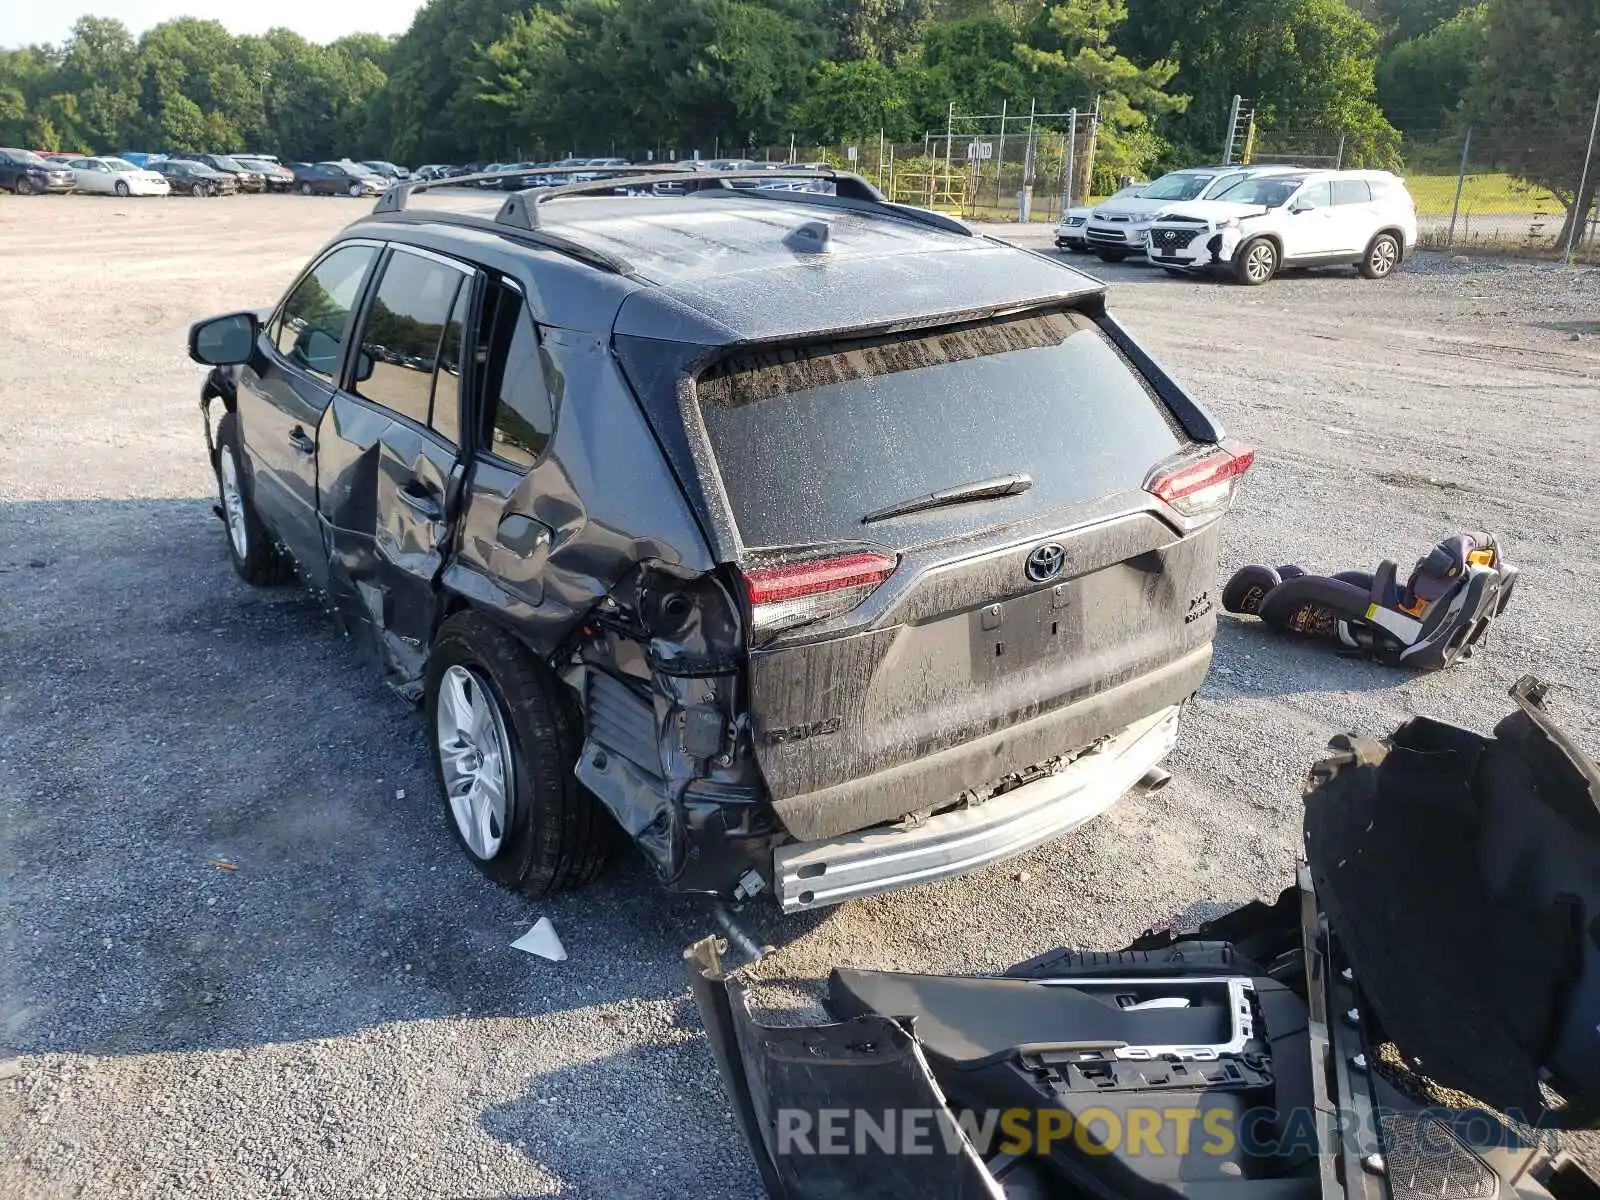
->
188, 168, 1253, 911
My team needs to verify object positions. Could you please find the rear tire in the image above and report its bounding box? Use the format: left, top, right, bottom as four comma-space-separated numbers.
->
213, 412, 294, 586
426, 612, 614, 896
1234, 238, 1278, 286
300, 182, 314, 196
1360, 233, 1401, 279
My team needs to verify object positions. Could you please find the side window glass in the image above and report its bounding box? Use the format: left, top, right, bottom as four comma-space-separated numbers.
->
1332, 180, 1371, 206
1297, 182, 1333, 210
430, 282, 469, 446
352, 249, 464, 428
1208, 172, 1244, 196
485, 289, 555, 468
272, 244, 378, 381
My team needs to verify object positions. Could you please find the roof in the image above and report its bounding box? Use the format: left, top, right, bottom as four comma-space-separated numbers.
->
360, 190, 1106, 346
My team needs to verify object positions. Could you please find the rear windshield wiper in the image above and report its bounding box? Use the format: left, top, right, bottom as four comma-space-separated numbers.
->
862, 473, 1033, 524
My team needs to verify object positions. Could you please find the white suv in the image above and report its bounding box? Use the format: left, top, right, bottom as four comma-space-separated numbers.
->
1083, 165, 1291, 262
1143, 169, 1418, 285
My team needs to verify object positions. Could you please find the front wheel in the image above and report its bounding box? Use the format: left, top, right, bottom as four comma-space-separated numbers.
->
213, 413, 293, 586
1360, 233, 1400, 279
194, 182, 211, 198
1235, 238, 1279, 286
426, 612, 614, 896
114, 180, 130, 197
15, 175, 33, 195
347, 182, 363, 198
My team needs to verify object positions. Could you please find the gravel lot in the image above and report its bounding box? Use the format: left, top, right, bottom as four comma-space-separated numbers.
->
3, 195, 1598, 1198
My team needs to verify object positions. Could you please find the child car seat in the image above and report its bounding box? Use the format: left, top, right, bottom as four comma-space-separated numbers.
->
1222, 532, 1517, 669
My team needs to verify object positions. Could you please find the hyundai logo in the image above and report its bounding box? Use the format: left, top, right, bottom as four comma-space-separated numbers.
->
1026, 543, 1067, 582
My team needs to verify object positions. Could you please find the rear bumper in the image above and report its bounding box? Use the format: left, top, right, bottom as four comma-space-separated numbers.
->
772, 702, 1181, 911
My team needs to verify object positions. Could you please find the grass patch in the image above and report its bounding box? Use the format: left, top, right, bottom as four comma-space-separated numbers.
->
1405, 171, 1563, 217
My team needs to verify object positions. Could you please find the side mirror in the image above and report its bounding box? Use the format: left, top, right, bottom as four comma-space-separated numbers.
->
354, 350, 375, 383
188, 311, 258, 366
1290, 201, 1312, 215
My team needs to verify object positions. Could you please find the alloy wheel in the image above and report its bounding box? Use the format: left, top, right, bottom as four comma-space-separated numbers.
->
1370, 238, 1398, 277
218, 447, 249, 560
436, 665, 514, 861
1245, 242, 1276, 283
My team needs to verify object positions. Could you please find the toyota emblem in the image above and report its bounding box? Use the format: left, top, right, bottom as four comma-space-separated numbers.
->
1026, 543, 1066, 582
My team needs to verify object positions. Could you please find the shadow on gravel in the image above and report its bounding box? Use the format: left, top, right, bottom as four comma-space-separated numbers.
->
477, 1038, 760, 1198
1206, 616, 1403, 698
0, 497, 827, 1062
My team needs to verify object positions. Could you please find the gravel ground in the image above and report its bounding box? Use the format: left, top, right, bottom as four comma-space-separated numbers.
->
2, 196, 1598, 1198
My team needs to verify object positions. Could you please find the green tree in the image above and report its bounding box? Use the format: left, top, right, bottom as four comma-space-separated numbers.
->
1119, 0, 1400, 168
1015, 0, 1185, 186
56, 17, 141, 150
1466, 0, 1600, 247
472, 8, 580, 158
791, 57, 920, 140
1375, 3, 1485, 135
831, 0, 934, 62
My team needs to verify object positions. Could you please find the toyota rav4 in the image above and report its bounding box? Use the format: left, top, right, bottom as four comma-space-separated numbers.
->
187, 167, 1253, 912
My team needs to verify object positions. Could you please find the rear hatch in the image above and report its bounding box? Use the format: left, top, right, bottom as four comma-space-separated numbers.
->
634, 306, 1244, 840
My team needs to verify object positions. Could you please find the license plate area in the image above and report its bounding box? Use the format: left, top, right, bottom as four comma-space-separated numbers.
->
969, 580, 1084, 683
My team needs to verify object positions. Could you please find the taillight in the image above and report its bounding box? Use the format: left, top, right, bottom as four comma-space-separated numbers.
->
740, 550, 897, 635
1146, 441, 1255, 518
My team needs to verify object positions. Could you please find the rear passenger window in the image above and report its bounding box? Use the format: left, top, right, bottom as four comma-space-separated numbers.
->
1333, 180, 1372, 205
353, 249, 465, 429
272, 244, 378, 381
482, 287, 554, 467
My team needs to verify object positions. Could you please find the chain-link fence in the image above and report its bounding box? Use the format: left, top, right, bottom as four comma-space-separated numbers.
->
651, 91, 1600, 256
742, 123, 1106, 223
1387, 126, 1598, 255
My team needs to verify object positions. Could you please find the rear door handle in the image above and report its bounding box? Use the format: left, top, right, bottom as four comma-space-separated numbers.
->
397, 483, 443, 520
288, 428, 315, 456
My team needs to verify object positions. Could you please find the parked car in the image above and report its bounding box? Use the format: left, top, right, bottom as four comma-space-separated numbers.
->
156, 158, 238, 196
171, 153, 266, 192
293, 161, 386, 197
234, 156, 296, 192
117, 151, 167, 169
361, 160, 411, 181
232, 152, 282, 166
1143, 169, 1419, 285
1084, 164, 1296, 262
0, 147, 77, 194
186, 173, 1250, 911
65, 156, 171, 197
1057, 183, 1144, 251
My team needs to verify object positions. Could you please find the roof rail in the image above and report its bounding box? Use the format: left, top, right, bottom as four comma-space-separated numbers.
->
489, 169, 972, 239
372, 163, 695, 215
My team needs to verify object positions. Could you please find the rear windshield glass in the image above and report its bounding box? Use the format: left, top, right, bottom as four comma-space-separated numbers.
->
694, 309, 1185, 550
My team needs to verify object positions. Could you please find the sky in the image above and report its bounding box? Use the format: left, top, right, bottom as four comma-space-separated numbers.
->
1, 0, 425, 48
